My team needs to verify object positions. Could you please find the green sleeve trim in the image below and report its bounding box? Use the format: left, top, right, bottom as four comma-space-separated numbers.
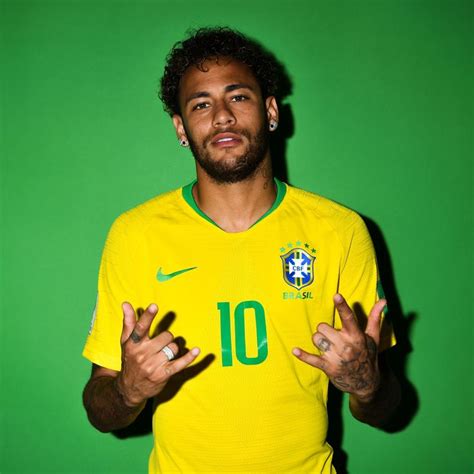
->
377, 280, 386, 299
181, 178, 287, 229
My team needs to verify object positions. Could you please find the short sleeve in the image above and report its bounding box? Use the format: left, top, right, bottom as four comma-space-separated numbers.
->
82, 216, 136, 371
336, 213, 395, 351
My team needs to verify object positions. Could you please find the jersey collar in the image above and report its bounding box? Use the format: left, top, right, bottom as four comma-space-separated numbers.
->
182, 178, 287, 230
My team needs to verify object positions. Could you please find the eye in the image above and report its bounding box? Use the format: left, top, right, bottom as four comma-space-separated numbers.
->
192, 102, 210, 111
231, 94, 249, 102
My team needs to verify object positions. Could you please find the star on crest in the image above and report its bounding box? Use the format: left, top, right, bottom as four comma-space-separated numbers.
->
279, 241, 317, 254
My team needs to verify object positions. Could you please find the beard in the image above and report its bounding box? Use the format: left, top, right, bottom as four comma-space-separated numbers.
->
187, 124, 269, 184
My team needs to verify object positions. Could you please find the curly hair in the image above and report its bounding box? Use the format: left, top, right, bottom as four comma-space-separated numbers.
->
159, 27, 290, 116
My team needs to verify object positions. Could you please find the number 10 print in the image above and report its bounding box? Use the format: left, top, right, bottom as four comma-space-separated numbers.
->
217, 300, 268, 366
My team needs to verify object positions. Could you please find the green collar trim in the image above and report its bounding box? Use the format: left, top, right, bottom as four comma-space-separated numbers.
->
181, 178, 287, 229
182, 181, 216, 227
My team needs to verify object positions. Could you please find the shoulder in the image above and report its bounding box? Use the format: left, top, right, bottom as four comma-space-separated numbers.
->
284, 184, 365, 233
105, 187, 184, 244
114, 187, 182, 227
283, 183, 374, 259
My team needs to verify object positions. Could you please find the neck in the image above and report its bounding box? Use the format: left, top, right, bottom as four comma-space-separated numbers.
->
193, 157, 276, 233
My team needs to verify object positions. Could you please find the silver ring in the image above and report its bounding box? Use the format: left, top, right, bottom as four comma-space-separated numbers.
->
161, 345, 175, 361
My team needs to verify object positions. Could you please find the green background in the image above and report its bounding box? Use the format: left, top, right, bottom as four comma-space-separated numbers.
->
1, 0, 472, 473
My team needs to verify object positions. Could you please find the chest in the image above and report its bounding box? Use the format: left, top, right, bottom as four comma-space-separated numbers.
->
130, 223, 343, 370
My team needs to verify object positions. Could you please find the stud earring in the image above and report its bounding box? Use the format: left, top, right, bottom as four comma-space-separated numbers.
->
269, 120, 278, 131
179, 138, 189, 147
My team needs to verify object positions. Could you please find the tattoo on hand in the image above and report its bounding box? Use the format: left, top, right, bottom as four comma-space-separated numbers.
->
366, 337, 377, 357
130, 330, 142, 344
330, 336, 379, 397
317, 338, 331, 352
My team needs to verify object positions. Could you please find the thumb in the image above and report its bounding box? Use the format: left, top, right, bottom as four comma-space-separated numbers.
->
121, 302, 137, 344
365, 298, 386, 347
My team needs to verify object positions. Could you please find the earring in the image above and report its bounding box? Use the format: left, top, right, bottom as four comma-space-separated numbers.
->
179, 138, 189, 147
269, 120, 278, 131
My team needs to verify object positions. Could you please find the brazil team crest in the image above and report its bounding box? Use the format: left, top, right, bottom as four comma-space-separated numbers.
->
280, 245, 316, 290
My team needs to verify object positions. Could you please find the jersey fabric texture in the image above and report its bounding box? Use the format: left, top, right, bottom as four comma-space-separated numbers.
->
83, 179, 393, 473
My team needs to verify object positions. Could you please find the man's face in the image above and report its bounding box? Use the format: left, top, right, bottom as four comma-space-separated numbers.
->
173, 58, 278, 184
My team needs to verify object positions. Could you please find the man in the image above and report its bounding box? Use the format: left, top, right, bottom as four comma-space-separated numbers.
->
83, 27, 399, 473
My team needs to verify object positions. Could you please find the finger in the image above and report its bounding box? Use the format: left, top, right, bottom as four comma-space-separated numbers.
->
129, 303, 158, 344
365, 298, 387, 346
312, 332, 333, 353
334, 293, 360, 335
316, 322, 342, 342
292, 347, 328, 372
159, 342, 179, 362
167, 347, 201, 376
121, 302, 136, 344
152, 330, 174, 352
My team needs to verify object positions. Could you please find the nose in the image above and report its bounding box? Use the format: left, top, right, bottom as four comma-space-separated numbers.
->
212, 100, 236, 128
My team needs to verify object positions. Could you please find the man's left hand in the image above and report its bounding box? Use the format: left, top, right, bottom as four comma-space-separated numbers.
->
292, 294, 386, 402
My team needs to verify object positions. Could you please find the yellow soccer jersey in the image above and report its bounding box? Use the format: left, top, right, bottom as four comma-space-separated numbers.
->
83, 179, 392, 473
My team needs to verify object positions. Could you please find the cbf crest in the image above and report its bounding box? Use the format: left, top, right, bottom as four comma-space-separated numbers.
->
280, 243, 316, 290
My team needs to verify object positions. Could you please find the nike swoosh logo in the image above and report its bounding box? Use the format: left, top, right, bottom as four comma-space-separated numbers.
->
156, 266, 197, 282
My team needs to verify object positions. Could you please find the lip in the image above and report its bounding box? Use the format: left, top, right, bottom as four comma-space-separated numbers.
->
210, 132, 243, 148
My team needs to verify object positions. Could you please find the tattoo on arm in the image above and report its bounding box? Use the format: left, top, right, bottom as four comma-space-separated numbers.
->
83, 375, 145, 432
349, 359, 401, 428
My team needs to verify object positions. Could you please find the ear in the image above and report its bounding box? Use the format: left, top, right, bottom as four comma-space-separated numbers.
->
172, 114, 188, 142
265, 96, 279, 125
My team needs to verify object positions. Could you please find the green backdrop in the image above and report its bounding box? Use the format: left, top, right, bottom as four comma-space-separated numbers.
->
1, 0, 472, 473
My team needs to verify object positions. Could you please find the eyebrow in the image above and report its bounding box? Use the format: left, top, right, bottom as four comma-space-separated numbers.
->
225, 83, 255, 93
184, 83, 255, 105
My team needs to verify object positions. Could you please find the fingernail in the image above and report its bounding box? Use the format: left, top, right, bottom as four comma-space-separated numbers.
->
334, 294, 343, 304
191, 347, 200, 356
148, 303, 158, 313
292, 347, 301, 356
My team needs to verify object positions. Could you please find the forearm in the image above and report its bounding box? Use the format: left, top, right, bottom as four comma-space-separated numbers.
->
83, 375, 146, 432
349, 367, 400, 428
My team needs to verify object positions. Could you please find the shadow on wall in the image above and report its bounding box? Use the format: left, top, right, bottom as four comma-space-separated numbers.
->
270, 100, 293, 183
363, 217, 419, 434
327, 216, 419, 474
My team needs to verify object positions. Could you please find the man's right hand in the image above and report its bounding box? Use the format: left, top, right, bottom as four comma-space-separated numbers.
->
116, 302, 200, 407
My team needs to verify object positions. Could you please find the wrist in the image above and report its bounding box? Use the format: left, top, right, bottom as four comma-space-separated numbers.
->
114, 375, 145, 409
352, 390, 377, 405
352, 376, 381, 404
349, 367, 400, 428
